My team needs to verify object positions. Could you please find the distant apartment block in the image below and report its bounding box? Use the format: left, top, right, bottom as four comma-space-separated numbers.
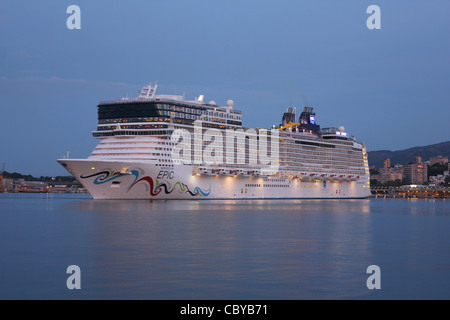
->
370, 173, 380, 182
430, 155, 448, 166
373, 155, 448, 187
429, 174, 448, 186
403, 162, 428, 185
379, 166, 403, 184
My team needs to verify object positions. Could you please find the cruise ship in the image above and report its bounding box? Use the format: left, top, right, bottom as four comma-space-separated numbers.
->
57, 82, 371, 199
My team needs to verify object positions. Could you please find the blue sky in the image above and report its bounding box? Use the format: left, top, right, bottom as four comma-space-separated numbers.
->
1, 0, 449, 176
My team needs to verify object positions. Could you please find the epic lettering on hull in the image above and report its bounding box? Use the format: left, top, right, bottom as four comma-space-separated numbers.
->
157, 170, 174, 179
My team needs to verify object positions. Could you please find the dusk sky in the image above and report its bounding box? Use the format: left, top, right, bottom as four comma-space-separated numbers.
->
1, 0, 449, 176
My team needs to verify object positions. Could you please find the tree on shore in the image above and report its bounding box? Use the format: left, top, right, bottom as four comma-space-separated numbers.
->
2, 171, 75, 182
428, 163, 448, 178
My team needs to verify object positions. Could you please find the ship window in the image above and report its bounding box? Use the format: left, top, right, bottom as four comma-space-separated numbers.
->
98, 102, 169, 120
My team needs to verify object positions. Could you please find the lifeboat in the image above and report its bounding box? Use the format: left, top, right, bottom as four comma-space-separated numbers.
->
198, 168, 212, 175
255, 170, 269, 177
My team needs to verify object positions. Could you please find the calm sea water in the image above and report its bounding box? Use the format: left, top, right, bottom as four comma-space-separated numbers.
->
0, 193, 449, 300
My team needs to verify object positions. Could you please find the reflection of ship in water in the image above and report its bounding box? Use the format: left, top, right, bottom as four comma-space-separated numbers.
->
61, 198, 374, 299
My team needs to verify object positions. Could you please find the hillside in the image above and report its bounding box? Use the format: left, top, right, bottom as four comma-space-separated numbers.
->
368, 141, 450, 168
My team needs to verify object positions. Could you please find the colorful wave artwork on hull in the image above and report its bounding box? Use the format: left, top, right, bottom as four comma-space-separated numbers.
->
128, 176, 210, 197
80, 170, 139, 185
80, 170, 210, 197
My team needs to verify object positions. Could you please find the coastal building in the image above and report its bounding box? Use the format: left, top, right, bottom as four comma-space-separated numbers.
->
0, 174, 86, 193
429, 174, 446, 186
371, 185, 449, 199
403, 162, 428, 185
429, 167, 449, 186
384, 158, 391, 168
379, 165, 403, 184
1, 178, 14, 192
430, 155, 448, 166
15, 181, 48, 193
47, 182, 87, 193
370, 173, 380, 182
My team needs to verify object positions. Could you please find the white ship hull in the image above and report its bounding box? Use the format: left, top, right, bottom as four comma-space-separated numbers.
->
59, 159, 371, 200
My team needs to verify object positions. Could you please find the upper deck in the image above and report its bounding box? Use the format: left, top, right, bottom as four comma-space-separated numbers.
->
93, 82, 243, 137
93, 82, 363, 148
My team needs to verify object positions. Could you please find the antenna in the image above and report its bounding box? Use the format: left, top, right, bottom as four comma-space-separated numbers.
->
1, 162, 5, 175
